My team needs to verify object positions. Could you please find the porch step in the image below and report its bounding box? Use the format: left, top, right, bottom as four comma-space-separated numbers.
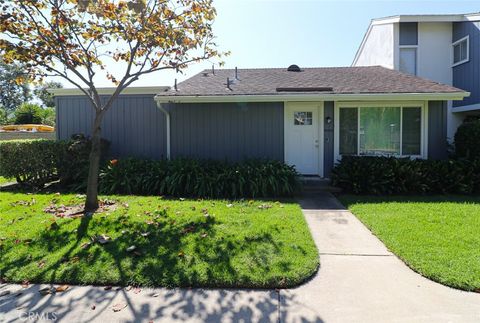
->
298, 176, 342, 193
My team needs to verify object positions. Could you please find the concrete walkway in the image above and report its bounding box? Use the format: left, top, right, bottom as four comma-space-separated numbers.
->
1, 192, 479, 322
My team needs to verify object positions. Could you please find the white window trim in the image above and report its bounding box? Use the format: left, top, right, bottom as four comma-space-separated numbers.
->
452, 35, 469, 67
399, 46, 418, 75
333, 101, 428, 163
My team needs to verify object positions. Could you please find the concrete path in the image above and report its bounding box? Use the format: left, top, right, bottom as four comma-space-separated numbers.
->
282, 192, 480, 323
1, 192, 479, 322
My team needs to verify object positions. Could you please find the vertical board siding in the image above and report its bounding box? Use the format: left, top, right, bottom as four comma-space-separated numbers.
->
56, 95, 167, 159
169, 102, 284, 161
452, 21, 480, 107
323, 101, 335, 178
399, 22, 418, 46
428, 101, 448, 160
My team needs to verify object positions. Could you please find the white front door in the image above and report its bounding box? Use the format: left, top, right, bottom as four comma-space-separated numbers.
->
285, 102, 323, 175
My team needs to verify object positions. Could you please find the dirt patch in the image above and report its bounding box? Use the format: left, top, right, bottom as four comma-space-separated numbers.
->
43, 199, 118, 218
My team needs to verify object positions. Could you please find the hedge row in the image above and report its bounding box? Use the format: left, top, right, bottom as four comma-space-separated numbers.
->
99, 158, 299, 198
0, 135, 107, 189
0, 138, 299, 198
331, 156, 480, 195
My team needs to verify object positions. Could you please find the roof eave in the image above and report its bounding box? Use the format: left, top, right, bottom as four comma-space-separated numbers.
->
154, 92, 470, 104
49, 86, 170, 96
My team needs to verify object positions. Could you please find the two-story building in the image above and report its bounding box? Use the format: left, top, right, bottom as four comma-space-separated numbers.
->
352, 13, 480, 140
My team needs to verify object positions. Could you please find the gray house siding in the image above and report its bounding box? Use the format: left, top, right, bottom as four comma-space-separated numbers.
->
56, 94, 167, 159
323, 101, 335, 177
400, 22, 418, 46
452, 21, 480, 107
167, 102, 284, 161
428, 101, 448, 160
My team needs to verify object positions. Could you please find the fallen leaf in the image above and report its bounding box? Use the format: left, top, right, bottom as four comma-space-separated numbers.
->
126, 245, 136, 252
69, 256, 80, 264
38, 260, 46, 268
178, 251, 185, 257
112, 302, 127, 312
97, 234, 111, 244
80, 242, 91, 249
179, 198, 185, 201
226, 204, 233, 208
38, 287, 54, 296
200, 233, 208, 238
55, 285, 69, 292
141, 232, 150, 237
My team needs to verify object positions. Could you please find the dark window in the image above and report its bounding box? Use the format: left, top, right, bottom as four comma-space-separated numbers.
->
399, 22, 418, 46
339, 108, 358, 155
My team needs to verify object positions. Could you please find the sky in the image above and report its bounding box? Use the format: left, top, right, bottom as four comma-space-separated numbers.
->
56, 0, 480, 88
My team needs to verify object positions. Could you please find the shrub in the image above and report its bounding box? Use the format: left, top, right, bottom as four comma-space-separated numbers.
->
14, 103, 44, 124
57, 134, 110, 191
100, 158, 299, 198
331, 156, 480, 195
0, 135, 109, 189
454, 119, 480, 160
0, 139, 60, 187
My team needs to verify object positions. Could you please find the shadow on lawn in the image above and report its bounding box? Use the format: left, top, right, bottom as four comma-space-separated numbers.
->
0, 201, 294, 289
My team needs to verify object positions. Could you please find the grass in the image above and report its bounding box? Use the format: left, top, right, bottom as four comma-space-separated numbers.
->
339, 195, 480, 292
0, 191, 318, 288
0, 176, 13, 185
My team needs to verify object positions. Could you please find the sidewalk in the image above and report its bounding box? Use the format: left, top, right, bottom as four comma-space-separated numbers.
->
1, 192, 479, 323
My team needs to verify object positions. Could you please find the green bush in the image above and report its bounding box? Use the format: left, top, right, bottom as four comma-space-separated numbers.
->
14, 103, 44, 124
100, 158, 299, 198
57, 134, 110, 191
455, 119, 480, 159
331, 156, 480, 195
0, 140, 60, 187
0, 135, 109, 189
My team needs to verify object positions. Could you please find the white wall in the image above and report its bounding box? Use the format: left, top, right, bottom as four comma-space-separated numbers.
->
353, 24, 395, 68
417, 22, 452, 85
417, 22, 459, 140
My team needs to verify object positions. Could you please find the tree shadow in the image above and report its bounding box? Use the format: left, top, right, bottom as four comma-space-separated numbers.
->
0, 283, 324, 323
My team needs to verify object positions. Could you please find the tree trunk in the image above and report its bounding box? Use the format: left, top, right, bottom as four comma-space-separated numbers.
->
84, 112, 103, 212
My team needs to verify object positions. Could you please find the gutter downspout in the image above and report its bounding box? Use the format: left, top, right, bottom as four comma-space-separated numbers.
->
155, 102, 171, 160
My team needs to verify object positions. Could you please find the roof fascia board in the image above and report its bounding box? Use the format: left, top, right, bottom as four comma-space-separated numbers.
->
155, 92, 470, 104
49, 86, 169, 96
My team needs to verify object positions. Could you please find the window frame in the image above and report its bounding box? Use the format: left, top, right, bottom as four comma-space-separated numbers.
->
334, 101, 428, 162
452, 35, 469, 67
399, 45, 418, 75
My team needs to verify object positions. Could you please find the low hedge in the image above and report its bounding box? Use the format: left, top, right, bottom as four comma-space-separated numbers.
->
0, 139, 60, 187
100, 158, 299, 198
331, 156, 480, 195
0, 136, 108, 189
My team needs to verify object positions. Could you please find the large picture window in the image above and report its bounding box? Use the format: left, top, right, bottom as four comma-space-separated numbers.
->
339, 105, 422, 157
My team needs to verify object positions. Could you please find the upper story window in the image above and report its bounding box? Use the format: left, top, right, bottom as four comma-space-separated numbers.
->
399, 23, 418, 76
452, 36, 469, 67
399, 47, 417, 75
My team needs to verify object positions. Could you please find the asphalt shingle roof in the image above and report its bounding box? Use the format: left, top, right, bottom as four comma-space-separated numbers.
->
157, 66, 464, 97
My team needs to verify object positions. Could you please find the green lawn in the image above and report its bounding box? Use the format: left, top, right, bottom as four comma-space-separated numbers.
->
339, 195, 480, 291
0, 192, 318, 288
0, 176, 13, 185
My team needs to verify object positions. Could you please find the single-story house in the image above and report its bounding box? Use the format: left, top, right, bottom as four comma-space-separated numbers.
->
52, 65, 469, 177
